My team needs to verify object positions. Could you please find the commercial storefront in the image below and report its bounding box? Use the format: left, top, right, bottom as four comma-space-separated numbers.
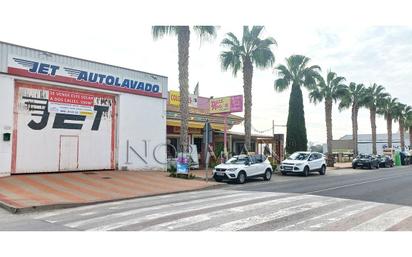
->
166, 92, 243, 165
0, 42, 168, 177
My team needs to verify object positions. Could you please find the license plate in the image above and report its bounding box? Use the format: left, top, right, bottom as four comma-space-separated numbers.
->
284, 166, 292, 170
216, 172, 225, 176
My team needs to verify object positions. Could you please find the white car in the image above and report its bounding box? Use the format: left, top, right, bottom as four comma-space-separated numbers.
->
280, 151, 326, 176
213, 154, 273, 184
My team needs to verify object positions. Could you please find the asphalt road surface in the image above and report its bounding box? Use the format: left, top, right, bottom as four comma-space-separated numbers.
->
2, 166, 412, 231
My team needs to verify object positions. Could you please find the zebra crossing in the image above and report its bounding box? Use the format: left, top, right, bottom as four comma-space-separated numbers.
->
32, 188, 412, 231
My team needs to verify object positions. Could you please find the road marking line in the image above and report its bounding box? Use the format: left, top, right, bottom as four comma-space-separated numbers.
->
205, 198, 344, 231
349, 206, 412, 231
278, 201, 381, 231
34, 189, 231, 219
142, 194, 315, 231
85, 192, 288, 231
305, 174, 409, 194
65, 191, 270, 228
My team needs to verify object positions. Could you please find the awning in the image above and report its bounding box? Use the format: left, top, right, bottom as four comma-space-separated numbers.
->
167, 120, 225, 131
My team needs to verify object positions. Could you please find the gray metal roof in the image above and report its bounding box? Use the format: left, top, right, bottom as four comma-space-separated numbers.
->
339, 132, 409, 142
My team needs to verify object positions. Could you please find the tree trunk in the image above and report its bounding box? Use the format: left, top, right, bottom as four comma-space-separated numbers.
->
387, 114, 392, 148
370, 107, 377, 155
177, 26, 190, 153
351, 103, 359, 156
325, 99, 334, 167
242, 56, 253, 152
400, 119, 405, 150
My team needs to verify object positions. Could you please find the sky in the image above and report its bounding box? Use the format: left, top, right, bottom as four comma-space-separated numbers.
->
1, 0, 412, 145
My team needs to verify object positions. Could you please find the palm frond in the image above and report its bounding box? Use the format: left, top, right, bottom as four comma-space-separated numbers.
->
193, 26, 218, 41
151, 26, 178, 39
220, 51, 241, 76
274, 78, 290, 92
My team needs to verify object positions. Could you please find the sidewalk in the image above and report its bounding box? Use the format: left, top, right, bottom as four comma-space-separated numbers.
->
0, 171, 218, 213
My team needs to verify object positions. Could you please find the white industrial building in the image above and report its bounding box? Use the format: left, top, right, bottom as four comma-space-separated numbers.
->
323, 132, 411, 155
0, 42, 168, 177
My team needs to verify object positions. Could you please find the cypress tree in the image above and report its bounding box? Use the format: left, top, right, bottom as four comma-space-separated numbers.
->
286, 83, 308, 153
274, 55, 321, 154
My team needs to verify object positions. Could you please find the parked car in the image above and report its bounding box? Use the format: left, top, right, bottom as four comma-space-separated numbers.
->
279, 152, 326, 176
352, 154, 379, 169
212, 154, 273, 184
377, 155, 394, 168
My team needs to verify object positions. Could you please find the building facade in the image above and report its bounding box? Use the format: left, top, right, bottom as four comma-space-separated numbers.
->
0, 42, 168, 177
323, 132, 411, 156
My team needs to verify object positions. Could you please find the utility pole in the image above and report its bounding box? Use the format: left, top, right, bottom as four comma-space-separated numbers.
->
272, 120, 275, 136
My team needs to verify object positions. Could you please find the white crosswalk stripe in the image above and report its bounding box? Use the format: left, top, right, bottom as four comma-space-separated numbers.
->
141, 194, 316, 231
32, 188, 412, 231
85, 192, 287, 231
349, 206, 412, 231
62, 191, 257, 228
205, 198, 344, 231
278, 201, 382, 231
34, 189, 232, 220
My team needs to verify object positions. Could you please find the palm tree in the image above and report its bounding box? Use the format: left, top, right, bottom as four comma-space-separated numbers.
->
393, 103, 412, 150
309, 70, 346, 167
220, 26, 276, 150
378, 96, 399, 148
338, 82, 368, 156
364, 84, 389, 155
152, 26, 217, 152
275, 55, 321, 154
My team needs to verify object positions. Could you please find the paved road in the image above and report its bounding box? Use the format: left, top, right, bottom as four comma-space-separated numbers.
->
2, 166, 412, 231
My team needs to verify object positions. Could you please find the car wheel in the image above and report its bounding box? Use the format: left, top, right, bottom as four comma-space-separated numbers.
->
303, 166, 309, 177
353, 165, 357, 169
319, 165, 326, 175
263, 169, 272, 181
281, 171, 288, 176
237, 171, 246, 184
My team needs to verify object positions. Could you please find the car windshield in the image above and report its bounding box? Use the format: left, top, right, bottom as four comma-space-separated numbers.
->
357, 154, 370, 159
226, 156, 249, 164
287, 152, 310, 161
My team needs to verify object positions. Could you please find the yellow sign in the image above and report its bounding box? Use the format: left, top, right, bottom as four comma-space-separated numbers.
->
169, 91, 181, 106
209, 97, 231, 113
168, 90, 198, 107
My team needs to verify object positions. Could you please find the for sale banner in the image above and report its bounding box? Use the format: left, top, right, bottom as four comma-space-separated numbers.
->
48, 90, 94, 116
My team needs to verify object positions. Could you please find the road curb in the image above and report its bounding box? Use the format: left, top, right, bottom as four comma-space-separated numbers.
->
0, 183, 225, 214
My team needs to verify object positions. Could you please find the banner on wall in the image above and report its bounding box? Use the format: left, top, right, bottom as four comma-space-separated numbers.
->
209, 95, 243, 114
48, 90, 95, 116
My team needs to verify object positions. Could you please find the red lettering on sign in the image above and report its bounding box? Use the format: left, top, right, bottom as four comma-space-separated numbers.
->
49, 90, 94, 106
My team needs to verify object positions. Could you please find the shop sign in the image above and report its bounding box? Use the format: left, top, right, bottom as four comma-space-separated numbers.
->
209, 95, 243, 114
169, 90, 198, 107
8, 56, 163, 98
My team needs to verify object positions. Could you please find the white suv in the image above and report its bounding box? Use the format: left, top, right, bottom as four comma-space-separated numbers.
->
213, 154, 273, 184
280, 151, 326, 176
